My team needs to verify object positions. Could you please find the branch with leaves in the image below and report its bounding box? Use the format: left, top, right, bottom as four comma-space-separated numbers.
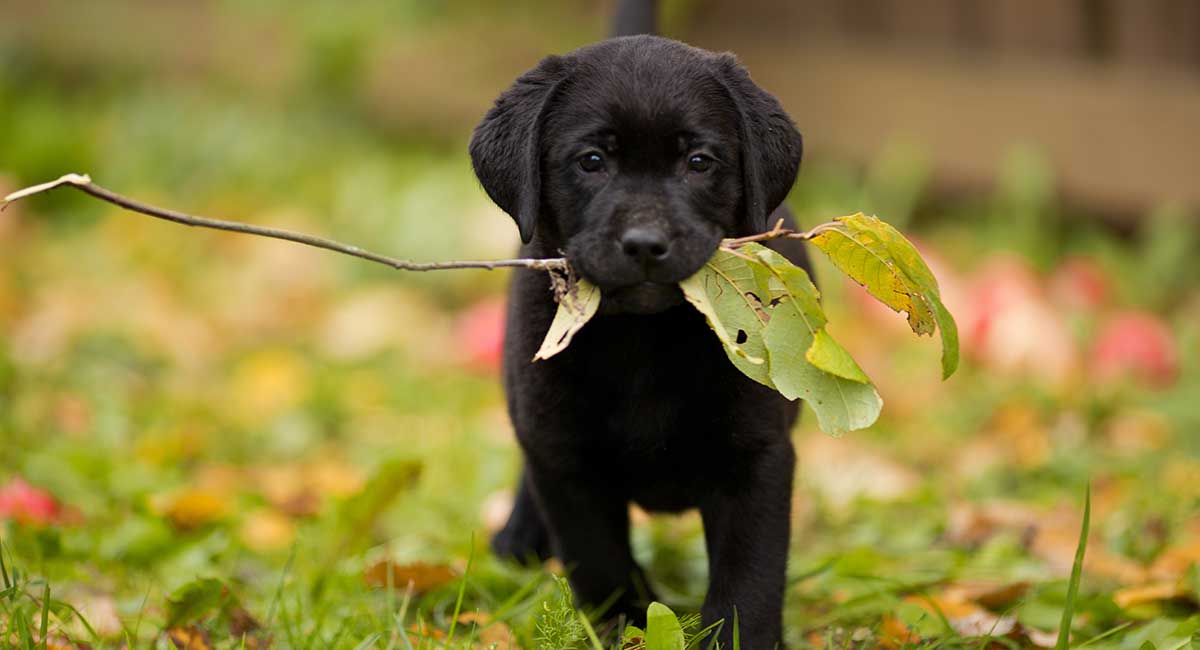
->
3, 173, 959, 436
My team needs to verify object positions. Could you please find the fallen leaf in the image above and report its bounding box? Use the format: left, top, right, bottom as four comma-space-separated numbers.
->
156, 489, 227, 530
1113, 582, 1188, 609
1150, 540, 1200, 582
939, 581, 1031, 610
458, 612, 514, 649
364, 561, 456, 594
239, 510, 296, 552
167, 626, 214, 650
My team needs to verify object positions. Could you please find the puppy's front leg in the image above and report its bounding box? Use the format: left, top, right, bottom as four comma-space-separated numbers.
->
700, 439, 795, 649
525, 459, 653, 622
492, 467, 553, 563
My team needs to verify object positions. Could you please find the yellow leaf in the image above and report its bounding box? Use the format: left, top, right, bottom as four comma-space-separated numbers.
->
156, 489, 226, 530
809, 213, 958, 378
239, 510, 296, 552
533, 278, 601, 361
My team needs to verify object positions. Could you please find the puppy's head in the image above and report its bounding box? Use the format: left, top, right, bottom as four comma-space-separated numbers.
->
470, 36, 802, 314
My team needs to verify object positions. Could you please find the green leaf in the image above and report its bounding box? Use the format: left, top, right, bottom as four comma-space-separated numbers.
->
762, 305, 882, 435
755, 245, 881, 434
645, 602, 685, 650
679, 248, 773, 387
680, 243, 881, 435
805, 329, 870, 384
533, 278, 601, 361
809, 213, 959, 379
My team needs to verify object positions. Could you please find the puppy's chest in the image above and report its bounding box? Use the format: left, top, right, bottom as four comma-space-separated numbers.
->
567, 312, 742, 443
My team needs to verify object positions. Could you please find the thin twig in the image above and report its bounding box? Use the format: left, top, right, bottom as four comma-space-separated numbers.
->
1, 174, 569, 273
1, 174, 823, 272
720, 218, 836, 249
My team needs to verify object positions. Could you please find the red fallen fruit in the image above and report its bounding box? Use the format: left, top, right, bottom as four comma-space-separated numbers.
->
0, 477, 62, 525
961, 256, 1078, 384
455, 297, 506, 372
1092, 311, 1179, 388
1049, 256, 1111, 312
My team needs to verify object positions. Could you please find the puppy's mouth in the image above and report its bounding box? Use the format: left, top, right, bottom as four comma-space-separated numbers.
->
599, 282, 686, 315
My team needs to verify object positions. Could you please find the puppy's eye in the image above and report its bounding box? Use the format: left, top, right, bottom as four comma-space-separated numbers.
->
687, 154, 714, 173
578, 152, 605, 173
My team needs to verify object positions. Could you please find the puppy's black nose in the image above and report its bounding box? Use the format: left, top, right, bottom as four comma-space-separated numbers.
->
619, 227, 670, 263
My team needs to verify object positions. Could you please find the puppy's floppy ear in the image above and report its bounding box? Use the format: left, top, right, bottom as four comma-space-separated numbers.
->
715, 54, 803, 234
469, 55, 570, 243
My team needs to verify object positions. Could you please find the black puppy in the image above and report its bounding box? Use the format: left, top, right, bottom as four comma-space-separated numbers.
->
470, 33, 808, 649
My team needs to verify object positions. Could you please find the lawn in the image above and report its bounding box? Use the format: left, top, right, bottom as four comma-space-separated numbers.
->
1, 3, 1198, 648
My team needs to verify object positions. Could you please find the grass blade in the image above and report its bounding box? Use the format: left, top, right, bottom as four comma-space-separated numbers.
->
444, 533, 475, 646
265, 542, 297, 629
732, 608, 740, 650
0, 539, 11, 591
578, 609, 604, 650
39, 582, 50, 650
1055, 485, 1090, 650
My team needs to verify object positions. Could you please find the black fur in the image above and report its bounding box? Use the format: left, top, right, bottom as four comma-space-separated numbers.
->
470, 35, 807, 649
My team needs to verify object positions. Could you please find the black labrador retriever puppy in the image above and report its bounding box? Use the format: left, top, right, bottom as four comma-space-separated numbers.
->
469, 34, 809, 649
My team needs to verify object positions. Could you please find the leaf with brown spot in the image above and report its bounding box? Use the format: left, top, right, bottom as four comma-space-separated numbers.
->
809, 213, 959, 378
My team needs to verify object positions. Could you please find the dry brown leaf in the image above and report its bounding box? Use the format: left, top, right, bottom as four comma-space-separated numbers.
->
1113, 582, 1188, 609
228, 605, 271, 649
946, 500, 1040, 547
167, 626, 214, 650
308, 458, 366, 498
879, 615, 919, 648
407, 619, 447, 644
363, 561, 457, 594
939, 581, 1030, 609
458, 612, 514, 649
1033, 520, 1147, 583
1104, 409, 1171, 453
1150, 539, 1200, 581
1024, 627, 1061, 648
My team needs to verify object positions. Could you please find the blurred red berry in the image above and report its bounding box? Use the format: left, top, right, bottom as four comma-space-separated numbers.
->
0, 477, 62, 525
455, 297, 506, 372
1092, 311, 1179, 388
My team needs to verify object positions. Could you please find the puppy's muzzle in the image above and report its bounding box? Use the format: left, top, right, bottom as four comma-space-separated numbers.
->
619, 225, 671, 266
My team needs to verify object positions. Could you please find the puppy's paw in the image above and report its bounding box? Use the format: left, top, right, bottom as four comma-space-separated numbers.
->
490, 521, 553, 564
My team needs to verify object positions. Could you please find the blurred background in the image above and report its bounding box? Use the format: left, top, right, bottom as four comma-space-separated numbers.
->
0, 1, 1197, 648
